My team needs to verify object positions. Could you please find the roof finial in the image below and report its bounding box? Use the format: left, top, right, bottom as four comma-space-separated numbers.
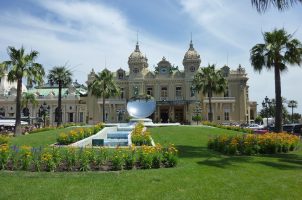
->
189, 32, 194, 50
135, 30, 140, 52
137, 30, 139, 44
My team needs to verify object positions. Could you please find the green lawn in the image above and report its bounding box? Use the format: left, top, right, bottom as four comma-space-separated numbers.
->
1, 126, 302, 200
8, 127, 75, 147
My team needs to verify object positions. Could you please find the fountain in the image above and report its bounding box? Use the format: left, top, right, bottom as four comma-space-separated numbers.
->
127, 95, 156, 126
71, 95, 156, 147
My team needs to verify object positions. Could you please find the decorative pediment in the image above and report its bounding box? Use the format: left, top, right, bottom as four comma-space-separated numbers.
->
145, 71, 155, 79
9, 87, 17, 96
221, 65, 230, 77
174, 70, 184, 78
117, 68, 126, 80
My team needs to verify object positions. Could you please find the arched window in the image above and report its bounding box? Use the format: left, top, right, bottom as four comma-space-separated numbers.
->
0, 107, 5, 117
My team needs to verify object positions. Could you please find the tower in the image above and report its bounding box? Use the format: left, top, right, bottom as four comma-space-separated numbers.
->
183, 39, 201, 78
128, 42, 148, 79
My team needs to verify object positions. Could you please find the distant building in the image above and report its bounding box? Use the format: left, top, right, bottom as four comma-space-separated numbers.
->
0, 40, 257, 125
87, 40, 257, 124
0, 74, 88, 126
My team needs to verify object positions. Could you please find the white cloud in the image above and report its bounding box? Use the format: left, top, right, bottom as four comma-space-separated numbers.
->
0, 0, 185, 84
179, 0, 302, 113
1, 0, 302, 114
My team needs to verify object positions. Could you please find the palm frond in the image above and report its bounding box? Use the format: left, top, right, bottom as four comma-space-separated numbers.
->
251, 0, 302, 13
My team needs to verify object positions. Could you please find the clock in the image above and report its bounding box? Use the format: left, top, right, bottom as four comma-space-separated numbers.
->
160, 67, 168, 74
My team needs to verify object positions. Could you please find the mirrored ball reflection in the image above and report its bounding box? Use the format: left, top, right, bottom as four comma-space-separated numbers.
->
126, 99, 156, 118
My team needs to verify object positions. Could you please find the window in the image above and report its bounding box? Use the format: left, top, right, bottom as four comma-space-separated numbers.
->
69, 113, 74, 122
79, 112, 84, 123
120, 88, 124, 99
190, 86, 195, 97
176, 86, 182, 97
0, 108, 5, 117
133, 68, 139, 73
207, 113, 212, 121
146, 87, 153, 96
133, 86, 139, 96
118, 72, 124, 79
190, 66, 195, 72
161, 87, 168, 97
224, 112, 229, 121
224, 87, 229, 97
217, 116, 220, 120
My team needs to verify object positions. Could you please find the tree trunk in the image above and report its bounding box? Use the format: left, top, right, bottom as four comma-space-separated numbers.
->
103, 84, 106, 123
14, 78, 22, 136
57, 81, 62, 127
102, 94, 106, 123
208, 91, 213, 122
274, 64, 282, 132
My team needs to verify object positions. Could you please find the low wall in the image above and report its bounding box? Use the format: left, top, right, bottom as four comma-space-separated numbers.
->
69, 127, 117, 147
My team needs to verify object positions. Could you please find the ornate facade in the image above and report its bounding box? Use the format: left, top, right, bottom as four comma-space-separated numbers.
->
87, 41, 257, 124
0, 75, 88, 126
0, 40, 257, 125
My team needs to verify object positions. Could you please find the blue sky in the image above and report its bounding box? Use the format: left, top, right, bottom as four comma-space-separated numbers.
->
0, 0, 302, 113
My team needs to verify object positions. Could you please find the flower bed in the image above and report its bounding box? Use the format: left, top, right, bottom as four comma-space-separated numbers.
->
0, 144, 178, 171
202, 121, 254, 134
56, 123, 104, 145
131, 122, 152, 146
0, 135, 9, 145
208, 133, 300, 155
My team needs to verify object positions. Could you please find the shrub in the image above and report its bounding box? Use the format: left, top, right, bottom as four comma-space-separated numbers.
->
31, 147, 43, 172
63, 147, 77, 171
208, 133, 300, 155
0, 135, 9, 145
94, 147, 108, 167
124, 146, 136, 170
162, 144, 178, 167
78, 148, 92, 171
19, 145, 32, 170
56, 123, 104, 145
28, 126, 56, 134
131, 123, 152, 146
111, 149, 124, 171
0, 143, 178, 172
41, 152, 56, 172
202, 121, 254, 134
0, 144, 9, 170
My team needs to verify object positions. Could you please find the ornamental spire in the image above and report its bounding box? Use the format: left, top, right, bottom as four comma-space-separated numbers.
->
189, 32, 194, 50
135, 30, 140, 52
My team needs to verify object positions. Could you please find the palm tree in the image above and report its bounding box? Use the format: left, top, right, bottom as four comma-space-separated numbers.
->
288, 100, 298, 123
193, 64, 227, 122
21, 92, 38, 124
0, 46, 44, 136
251, 0, 302, 13
88, 69, 120, 123
250, 28, 302, 132
47, 66, 72, 127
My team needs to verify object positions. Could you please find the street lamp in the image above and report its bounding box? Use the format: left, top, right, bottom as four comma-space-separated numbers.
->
288, 100, 298, 124
39, 102, 50, 127
116, 109, 125, 122
262, 96, 272, 131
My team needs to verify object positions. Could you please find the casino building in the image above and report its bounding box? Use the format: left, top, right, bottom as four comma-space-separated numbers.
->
0, 40, 257, 126
87, 40, 257, 124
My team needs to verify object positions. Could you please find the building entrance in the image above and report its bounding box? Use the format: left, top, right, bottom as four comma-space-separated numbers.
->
174, 107, 184, 123
160, 109, 169, 123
